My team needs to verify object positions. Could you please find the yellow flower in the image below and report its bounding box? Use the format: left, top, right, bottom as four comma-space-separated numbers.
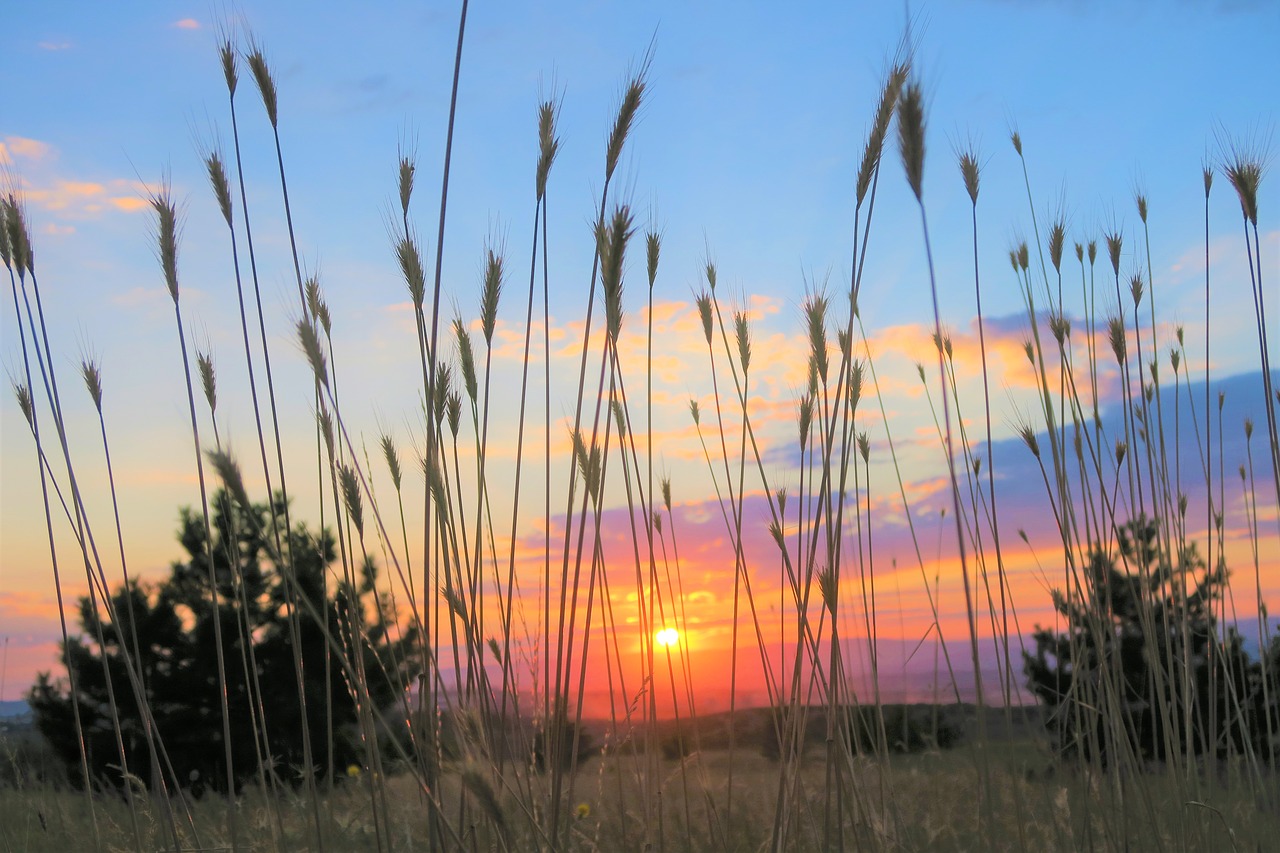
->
575, 802, 590, 820
346, 764, 362, 779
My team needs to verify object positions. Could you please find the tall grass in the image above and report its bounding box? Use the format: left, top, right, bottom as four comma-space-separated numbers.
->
2, 12, 1277, 853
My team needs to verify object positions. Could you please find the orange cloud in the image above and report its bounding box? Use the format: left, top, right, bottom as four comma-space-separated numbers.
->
172, 18, 201, 30
1, 136, 53, 163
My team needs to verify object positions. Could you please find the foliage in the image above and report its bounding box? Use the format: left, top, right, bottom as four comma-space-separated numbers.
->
1023, 517, 1278, 766
27, 492, 419, 793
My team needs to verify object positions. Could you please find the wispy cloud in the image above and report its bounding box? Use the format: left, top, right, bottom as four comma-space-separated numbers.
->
172, 18, 201, 30
37, 40, 72, 52
0, 136, 53, 163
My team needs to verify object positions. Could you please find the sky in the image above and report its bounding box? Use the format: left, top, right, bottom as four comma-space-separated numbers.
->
2, 0, 1278, 711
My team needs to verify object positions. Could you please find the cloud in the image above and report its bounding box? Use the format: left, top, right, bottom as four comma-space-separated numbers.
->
0, 136, 53, 163
41, 222, 75, 236
172, 18, 201, 30
37, 40, 72, 51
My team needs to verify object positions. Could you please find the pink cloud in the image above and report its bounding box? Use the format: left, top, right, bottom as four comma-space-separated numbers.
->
172, 18, 201, 30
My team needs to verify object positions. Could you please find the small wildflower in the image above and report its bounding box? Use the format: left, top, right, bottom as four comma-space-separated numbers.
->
576, 802, 591, 820
347, 764, 362, 779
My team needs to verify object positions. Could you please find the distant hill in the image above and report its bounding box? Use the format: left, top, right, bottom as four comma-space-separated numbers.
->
0, 699, 31, 721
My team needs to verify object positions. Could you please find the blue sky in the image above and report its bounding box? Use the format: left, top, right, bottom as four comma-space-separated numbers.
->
2, 0, 1277, 702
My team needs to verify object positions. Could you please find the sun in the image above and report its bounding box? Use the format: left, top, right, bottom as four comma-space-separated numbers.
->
655, 627, 680, 648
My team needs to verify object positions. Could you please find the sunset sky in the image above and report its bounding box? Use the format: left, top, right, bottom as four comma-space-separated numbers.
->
2, 0, 1277, 711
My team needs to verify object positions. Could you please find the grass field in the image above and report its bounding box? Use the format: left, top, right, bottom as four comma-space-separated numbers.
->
2, 5, 1277, 852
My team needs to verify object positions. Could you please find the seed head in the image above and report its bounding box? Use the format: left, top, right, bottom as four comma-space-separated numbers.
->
150, 189, 181, 303
646, 230, 660, 290
339, 464, 364, 537
1108, 317, 1127, 364
1129, 273, 1144, 307
597, 204, 634, 343
856, 62, 909, 206
81, 358, 103, 412
1010, 130, 1023, 156
661, 477, 672, 512
689, 398, 700, 427
297, 319, 329, 389
218, 36, 238, 96
207, 448, 251, 511
396, 235, 427, 309
196, 349, 217, 414
696, 293, 713, 346
480, 244, 505, 346
398, 149, 416, 217
1220, 133, 1267, 225
1105, 231, 1122, 276
957, 143, 981, 205
857, 431, 870, 463
453, 318, 478, 403
1087, 240, 1097, 265
1135, 192, 1148, 224
798, 394, 813, 452
381, 434, 402, 491
536, 98, 561, 202
605, 56, 650, 182
1019, 425, 1040, 459
1048, 219, 1066, 273
205, 150, 234, 228
896, 80, 927, 202
1017, 242, 1029, 272
13, 383, 32, 428
244, 41, 279, 129
734, 311, 751, 372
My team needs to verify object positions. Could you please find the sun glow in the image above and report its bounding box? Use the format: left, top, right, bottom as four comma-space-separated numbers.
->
655, 627, 680, 648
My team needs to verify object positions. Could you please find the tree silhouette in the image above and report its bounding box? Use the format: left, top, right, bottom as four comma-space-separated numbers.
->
28, 491, 419, 793
1024, 517, 1277, 767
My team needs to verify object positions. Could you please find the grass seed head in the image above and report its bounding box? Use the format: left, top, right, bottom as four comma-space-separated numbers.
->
1087, 239, 1097, 265
605, 61, 648, 182
207, 448, 250, 511
205, 151, 234, 228
14, 382, 33, 428
856, 62, 909, 206
1017, 242, 1029, 272
536, 98, 561, 202
896, 80, 927, 202
150, 189, 181, 303
661, 477, 671, 511
398, 150, 416, 216
218, 37, 238, 96
296, 319, 329, 389
2, 195, 32, 277
453, 318, 478, 402
245, 41, 279, 128
81, 358, 103, 412
380, 434, 402, 490
858, 431, 870, 463
1074, 242, 1084, 263
646, 230, 660, 290
196, 349, 217, 414
318, 403, 336, 460
734, 311, 751, 372
1010, 130, 1023, 156
1048, 219, 1066, 272
696, 293, 713, 346
598, 204, 635, 343
1203, 164, 1214, 198
434, 362, 453, 428
480, 245, 505, 346
957, 143, 981, 204
1220, 132, 1268, 225
798, 395, 813, 451
689, 398, 700, 426
396, 235, 427, 309
1129, 272, 1144, 307
1108, 317, 1127, 364
1135, 191, 1148, 223
1106, 231, 1122, 276
338, 464, 364, 537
